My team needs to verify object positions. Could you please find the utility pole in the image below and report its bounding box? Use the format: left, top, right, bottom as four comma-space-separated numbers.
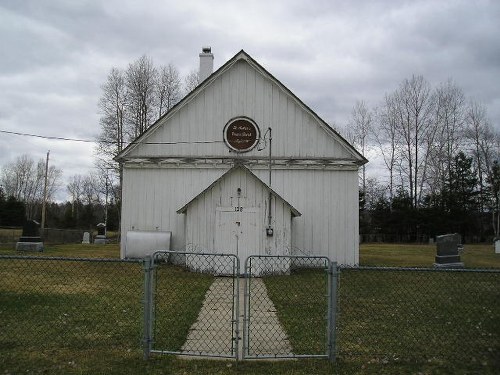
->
104, 171, 109, 237
41, 150, 50, 235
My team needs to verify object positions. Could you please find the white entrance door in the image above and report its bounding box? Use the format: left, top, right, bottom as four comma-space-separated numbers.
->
215, 207, 259, 274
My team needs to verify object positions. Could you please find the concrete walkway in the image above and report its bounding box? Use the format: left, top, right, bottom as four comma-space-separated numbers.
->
181, 277, 292, 359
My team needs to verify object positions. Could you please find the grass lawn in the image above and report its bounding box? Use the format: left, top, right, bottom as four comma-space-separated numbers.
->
153, 264, 214, 352
337, 268, 499, 366
0, 242, 499, 374
360, 242, 500, 268
0, 255, 143, 374
263, 268, 329, 356
0, 242, 122, 257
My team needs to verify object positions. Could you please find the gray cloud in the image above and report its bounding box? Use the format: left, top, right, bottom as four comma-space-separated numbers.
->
1, 0, 499, 200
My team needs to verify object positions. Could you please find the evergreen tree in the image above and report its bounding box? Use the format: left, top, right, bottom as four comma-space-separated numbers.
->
487, 160, 500, 237
444, 152, 478, 213
0, 195, 26, 226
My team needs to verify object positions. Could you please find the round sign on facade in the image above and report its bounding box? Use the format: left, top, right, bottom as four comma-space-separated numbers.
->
223, 117, 260, 152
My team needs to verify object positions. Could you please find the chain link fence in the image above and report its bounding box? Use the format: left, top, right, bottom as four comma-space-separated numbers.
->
336, 266, 500, 367
0, 227, 21, 244
144, 252, 335, 360
41, 228, 86, 244
244, 255, 334, 360
1, 253, 498, 369
0, 255, 144, 369
0, 227, 91, 245
147, 251, 240, 359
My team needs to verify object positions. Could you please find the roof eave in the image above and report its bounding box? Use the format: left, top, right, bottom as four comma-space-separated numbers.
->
116, 49, 367, 165
176, 164, 302, 216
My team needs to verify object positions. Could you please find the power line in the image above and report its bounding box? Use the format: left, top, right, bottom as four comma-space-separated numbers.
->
0, 129, 223, 145
1, 129, 94, 143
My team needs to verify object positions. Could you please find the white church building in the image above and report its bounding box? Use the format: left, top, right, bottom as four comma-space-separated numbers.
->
116, 48, 367, 266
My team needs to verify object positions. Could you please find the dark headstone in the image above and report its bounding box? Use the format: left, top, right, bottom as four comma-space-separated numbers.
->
19, 220, 41, 241
94, 223, 107, 244
96, 223, 106, 236
16, 220, 44, 251
434, 233, 463, 268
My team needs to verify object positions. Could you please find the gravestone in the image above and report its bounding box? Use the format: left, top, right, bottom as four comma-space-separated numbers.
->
16, 220, 44, 252
94, 223, 107, 244
434, 233, 464, 268
82, 232, 90, 244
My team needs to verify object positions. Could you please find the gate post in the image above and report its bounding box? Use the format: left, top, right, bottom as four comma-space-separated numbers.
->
143, 255, 155, 360
327, 261, 338, 362
242, 256, 250, 360
233, 256, 240, 361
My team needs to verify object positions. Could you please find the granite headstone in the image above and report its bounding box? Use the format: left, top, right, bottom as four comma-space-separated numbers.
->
434, 233, 463, 268
16, 220, 44, 252
94, 223, 107, 244
82, 232, 90, 244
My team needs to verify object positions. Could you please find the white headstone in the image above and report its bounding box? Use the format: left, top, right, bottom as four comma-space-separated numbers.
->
82, 232, 90, 244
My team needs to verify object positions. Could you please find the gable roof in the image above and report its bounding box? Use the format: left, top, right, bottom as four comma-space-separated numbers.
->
177, 164, 301, 217
116, 50, 367, 165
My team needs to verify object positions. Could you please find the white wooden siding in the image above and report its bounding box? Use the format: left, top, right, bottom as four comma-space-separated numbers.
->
119, 51, 362, 266
125, 60, 354, 160
120, 167, 224, 257
183, 167, 292, 260
254, 168, 359, 265
120, 166, 359, 265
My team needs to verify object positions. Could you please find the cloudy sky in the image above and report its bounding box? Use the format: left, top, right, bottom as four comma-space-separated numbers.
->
1, 0, 499, 200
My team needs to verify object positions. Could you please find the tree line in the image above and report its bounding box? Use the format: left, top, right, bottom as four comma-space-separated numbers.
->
96, 55, 198, 177
0, 55, 199, 231
0, 154, 61, 224
345, 76, 499, 242
1, 55, 497, 243
0, 156, 119, 231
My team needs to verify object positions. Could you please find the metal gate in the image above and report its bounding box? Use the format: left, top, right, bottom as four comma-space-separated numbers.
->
143, 252, 337, 361
143, 251, 240, 359
242, 255, 337, 360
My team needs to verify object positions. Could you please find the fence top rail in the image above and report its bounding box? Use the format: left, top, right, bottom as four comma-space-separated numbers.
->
248, 254, 332, 261
339, 265, 500, 273
0, 255, 142, 264
152, 250, 331, 261
152, 250, 239, 258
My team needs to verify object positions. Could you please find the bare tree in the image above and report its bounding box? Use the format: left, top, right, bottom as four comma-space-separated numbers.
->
1, 154, 34, 201
487, 160, 500, 237
1, 154, 61, 219
95, 67, 128, 226
373, 93, 403, 207
125, 55, 158, 138
349, 100, 372, 195
67, 174, 84, 220
427, 79, 466, 197
97, 68, 127, 165
184, 69, 199, 94
156, 63, 181, 118
392, 75, 435, 208
364, 176, 390, 210
97, 57, 184, 162
465, 100, 497, 213
93, 166, 120, 228
96, 56, 183, 230
81, 173, 101, 207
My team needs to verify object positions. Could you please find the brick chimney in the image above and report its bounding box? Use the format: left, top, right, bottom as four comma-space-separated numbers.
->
199, 46, 214, 82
